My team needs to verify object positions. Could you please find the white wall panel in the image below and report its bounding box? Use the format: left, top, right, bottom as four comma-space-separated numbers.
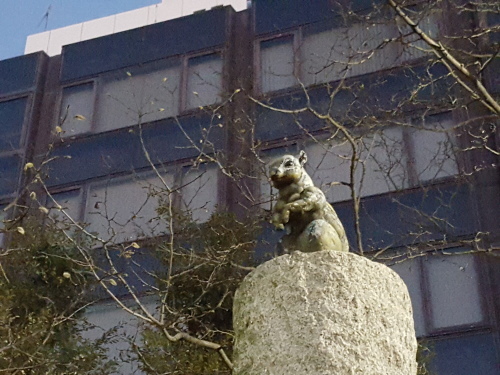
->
47, 24, 83, 56
25, 1, 249, 56
146, 4, 159, 24
183, 0, 218, 15
47, 23, 83, 56
24, 31, 51, 55
114, 7, 150, 33
81, 16, 115, 41
156, 1, 182, 22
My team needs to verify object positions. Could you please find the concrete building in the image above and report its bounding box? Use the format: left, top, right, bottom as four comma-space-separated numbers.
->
0, 1, 499, 373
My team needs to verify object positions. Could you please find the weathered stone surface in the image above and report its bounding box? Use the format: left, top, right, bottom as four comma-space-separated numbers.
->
233, 251, 417, 375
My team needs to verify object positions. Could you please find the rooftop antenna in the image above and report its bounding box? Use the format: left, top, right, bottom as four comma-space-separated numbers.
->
38, 5, 52, 30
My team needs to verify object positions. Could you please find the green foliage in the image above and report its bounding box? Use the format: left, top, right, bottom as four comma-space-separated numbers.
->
0, 220, 116, 374
157, 211, 258, 329
417, 340, 436, 375
138, 211, 261, 374
138, 328, 232, 375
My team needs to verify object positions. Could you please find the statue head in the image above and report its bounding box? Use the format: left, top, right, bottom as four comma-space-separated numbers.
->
268, 151, 307, 189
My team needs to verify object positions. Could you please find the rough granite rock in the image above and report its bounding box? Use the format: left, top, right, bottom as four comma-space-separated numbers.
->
233, 251, 417, 375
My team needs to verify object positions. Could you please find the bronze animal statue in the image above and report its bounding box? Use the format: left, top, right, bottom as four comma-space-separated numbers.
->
268, 151, 349, 253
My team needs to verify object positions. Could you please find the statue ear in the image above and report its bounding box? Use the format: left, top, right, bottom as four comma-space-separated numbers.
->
298, 150, 307, 166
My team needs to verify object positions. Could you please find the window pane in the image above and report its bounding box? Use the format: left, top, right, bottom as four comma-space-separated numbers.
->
260, 37, 296, 92
430, 333, 499, 375
0, 97, 27, 152
345, 22, 400, 77
301, 23, 399, 85
301, 27, 350, 85
304, 140, 352, 203
0, 155, 21, 196
48, 190, 83, 229
181, 164, 218, 223
357, 128, 409, 195
410, 118, 458, 182
60, 83, 94, 137
426, 253, 483, 329
304, 127, 408, 202
97, 61, 181, 132
186, 54, 223, 109
86, 172, 174, 243
389, 259, 426, 336
400, 11, 441, 62
83, 299, 158, 374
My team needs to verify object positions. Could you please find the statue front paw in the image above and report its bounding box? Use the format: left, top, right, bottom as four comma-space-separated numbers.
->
281, 208, 291, 224
271, 213, 286, 230
286, 201, 304, 213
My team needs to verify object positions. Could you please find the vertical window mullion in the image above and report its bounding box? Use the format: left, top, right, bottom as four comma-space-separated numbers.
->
18, 95, 30, 152
90, 78, 99, 133
0, 204, 7, 247
179, 56, 188, 113
254, 39, 263, 93
418, 256, 433, 336
293, 29, 302, 84
402, 127, 419, 187
0, 96, 28, 153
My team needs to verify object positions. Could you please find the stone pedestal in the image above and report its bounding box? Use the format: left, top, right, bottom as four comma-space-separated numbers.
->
233, 251, 417, 375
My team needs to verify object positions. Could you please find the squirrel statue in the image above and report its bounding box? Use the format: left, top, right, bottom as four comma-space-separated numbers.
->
268, 150, 349, 253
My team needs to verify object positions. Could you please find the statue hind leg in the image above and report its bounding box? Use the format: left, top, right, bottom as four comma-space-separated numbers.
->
296, 219, 347, 253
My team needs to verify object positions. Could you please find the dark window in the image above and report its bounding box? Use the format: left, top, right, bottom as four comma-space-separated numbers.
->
47, 114, 224, 186
254, 0, 335, 35
0, 97, 27, 152
61, 7, 228, 82
336, 183, 479, 251
0, 53, 39, 96
430, 333, 500, 375
0, 154, 22, 196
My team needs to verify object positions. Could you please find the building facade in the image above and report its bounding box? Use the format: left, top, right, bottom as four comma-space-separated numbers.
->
1, 1, 499, 374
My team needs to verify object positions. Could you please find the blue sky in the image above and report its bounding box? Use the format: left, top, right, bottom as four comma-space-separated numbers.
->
0, 0, 160, 61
